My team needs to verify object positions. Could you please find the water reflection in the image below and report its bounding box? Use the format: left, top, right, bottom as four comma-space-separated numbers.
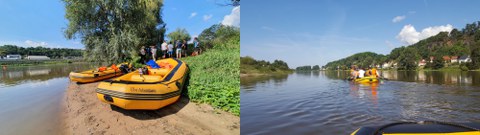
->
241, 71, 480, 135
0, 63, 94, 87
381, 71, 480, 86
240, 74, 289, 90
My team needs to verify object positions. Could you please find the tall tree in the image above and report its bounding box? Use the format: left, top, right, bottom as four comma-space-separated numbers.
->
397, 47, 419, 70
167, 28, 191, 43
63, 0, 165, 63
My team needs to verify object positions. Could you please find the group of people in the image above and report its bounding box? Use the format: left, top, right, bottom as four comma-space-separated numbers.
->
349, 65, 380, 79
139, 37, 201, 64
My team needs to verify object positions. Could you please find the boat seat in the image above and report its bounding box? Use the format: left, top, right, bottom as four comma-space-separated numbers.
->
148, 69, 170, 76
130, 75, 163, 82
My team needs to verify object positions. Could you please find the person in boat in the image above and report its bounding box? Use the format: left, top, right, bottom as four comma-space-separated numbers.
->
139, 46, 146, 64
350, 65, 358, 79
161, 40, 168, 58
365, 67, 371, 76
371, 67, 379, 77
358, 68, 366, 78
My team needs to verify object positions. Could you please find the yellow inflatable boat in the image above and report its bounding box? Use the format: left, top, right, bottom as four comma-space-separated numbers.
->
95, 58, 188, 110
351, 121, 480, 135
69, 64, 127, 83
354, 76, 379, 83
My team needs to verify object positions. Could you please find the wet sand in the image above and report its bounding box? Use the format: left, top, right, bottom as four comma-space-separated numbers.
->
61, 82, 239, 135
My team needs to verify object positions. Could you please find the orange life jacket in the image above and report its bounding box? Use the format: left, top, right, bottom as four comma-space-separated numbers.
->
98, 66, 107, 72
371, 68, 377, 76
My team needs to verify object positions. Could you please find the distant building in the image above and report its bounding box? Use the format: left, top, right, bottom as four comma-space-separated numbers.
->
418, 59, 427, 66
6, 54, 21, 60
382, 62, 391, 68
26, 55, 50, 60
451, 56, 458, 63
459, 55, 471, 63
443, 56, 451, 63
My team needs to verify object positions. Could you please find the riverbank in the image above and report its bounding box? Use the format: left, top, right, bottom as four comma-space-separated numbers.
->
61, 82, 240, 135
0, 59, 84, 67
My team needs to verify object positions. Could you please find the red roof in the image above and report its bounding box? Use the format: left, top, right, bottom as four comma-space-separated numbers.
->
443, 56, 451, 60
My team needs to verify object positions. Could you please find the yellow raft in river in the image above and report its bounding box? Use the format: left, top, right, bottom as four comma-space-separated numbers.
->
354, 76, 379, 83
351, 121, 480, 135
96, 58, 188, 110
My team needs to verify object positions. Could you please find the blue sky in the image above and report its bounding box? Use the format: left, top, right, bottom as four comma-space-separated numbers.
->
241, 0, 480, 68
0, 0, 239, 49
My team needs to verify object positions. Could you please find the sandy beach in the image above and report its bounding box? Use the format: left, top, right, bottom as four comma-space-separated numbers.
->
61, 82, 239, 135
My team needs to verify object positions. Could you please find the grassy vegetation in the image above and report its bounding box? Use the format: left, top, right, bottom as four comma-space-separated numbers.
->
0, 59, 83, 67
181, 38, 240, 116
240, 56, 293, 75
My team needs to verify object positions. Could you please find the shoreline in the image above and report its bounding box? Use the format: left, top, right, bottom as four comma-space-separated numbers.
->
61, 82, 239, 135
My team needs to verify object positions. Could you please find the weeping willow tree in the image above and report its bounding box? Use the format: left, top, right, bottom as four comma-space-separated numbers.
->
63, 0, 165, 63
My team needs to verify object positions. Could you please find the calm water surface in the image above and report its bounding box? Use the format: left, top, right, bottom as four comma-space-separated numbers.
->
241, 71, 480, 135
0, 63, 93, 135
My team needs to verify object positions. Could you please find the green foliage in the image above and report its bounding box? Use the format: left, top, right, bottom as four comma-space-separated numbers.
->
296, 65, 312, 71
325, 52, 387, 70
312, 65, 320, 70
63, 0, 165, 63
240, 56, 291, 74
182, 37, 239, 115
325, 21, 480, 71
167, 28, 191, 43
198, 24, 240, 50
397, 47, 419, 70
468, 47, 480, 70
0, 45, 83, 58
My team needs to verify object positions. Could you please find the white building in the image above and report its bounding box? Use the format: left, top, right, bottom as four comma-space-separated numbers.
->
458, 55, 471, 63
6, 54, 21, 60
26, 55, 50, 60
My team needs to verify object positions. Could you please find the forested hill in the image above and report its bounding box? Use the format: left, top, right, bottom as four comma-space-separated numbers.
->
325, 21, 480, 70
0, 45, 83, 58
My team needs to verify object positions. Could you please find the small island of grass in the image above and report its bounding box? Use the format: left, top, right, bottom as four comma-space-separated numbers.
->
240, 56, 293, 76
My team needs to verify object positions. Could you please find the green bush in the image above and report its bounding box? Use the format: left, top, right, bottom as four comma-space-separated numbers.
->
181, 38, 239, 116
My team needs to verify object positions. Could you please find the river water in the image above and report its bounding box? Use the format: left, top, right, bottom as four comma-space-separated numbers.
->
0, 63, 93, 135
240, 71, 480, 135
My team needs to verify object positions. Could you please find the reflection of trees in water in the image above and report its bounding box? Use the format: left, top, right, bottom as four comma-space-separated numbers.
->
1, 64, 94, 86
381, 71, 480, 86
240, 74, 289, 88
295, 71, 312, 77
323, 70, 350, 80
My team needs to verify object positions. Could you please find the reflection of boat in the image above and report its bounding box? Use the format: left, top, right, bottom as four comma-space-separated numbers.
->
69, 63, 126, 83
27, 69, 51, 76
354, 76, 379, 83
96, 58, 188, 110
351, 121, 480, 135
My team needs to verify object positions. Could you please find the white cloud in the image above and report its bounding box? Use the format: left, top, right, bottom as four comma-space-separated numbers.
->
24, 40, 48, 47
261, 26, 275, 31
221, 6, 240, 27
189, 12, 197, 18
392, 15, 406, 23
203, 14, 213, 21
396, 24, 453, 44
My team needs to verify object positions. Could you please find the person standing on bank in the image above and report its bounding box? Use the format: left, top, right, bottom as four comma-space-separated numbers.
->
176, 40, 183, 58
161, 40, 168, 58
193, 37, 201, 55
167, 41, 174, 58
151, 45, 157, 61
182, 39, 188, 57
